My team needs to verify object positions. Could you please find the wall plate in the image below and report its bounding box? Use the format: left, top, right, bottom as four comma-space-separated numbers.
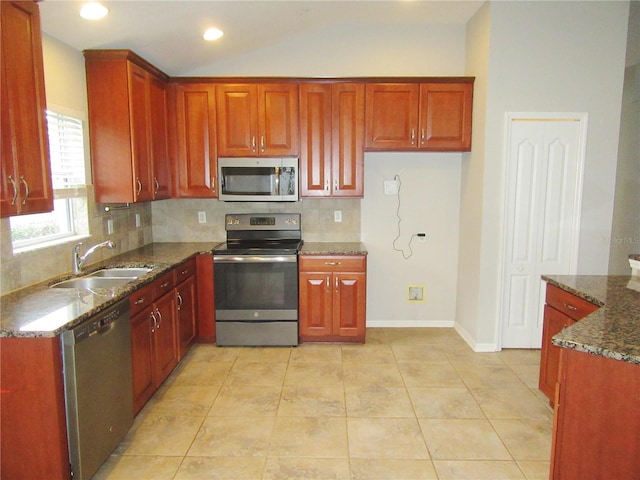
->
408, 285, 425, 302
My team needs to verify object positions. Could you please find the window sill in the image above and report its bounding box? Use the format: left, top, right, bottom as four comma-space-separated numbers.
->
12, 234, 91, 256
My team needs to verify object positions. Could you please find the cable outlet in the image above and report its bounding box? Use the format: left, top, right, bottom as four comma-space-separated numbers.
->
417, 233, 426, 243
334, 210, 342, 223
408, 285, 425, 303
198, 211, 207, 224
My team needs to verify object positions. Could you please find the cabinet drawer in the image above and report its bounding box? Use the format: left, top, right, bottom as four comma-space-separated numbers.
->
546, 284, 599, 321
130, 282, 155, 315
153, 271, 175, 298
299, 255, 366, 272
175, 258, 196, 284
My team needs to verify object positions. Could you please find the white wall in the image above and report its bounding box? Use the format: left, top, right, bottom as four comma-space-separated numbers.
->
457, 1, 630, 350
362, 152, 461, 326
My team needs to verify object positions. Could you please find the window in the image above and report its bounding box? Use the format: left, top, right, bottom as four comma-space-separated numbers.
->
10, 109, 89, 250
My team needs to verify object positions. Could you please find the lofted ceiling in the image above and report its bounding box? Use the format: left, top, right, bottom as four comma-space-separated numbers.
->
39, 0, 485, 76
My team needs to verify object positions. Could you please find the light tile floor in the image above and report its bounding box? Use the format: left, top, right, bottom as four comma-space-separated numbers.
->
94, 328, 553, 480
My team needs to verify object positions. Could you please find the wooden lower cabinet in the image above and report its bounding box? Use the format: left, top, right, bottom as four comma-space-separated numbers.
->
299, 255, 366, 343
0, 336, 70, 480
176, 274, 197, 359
550, 348, 640, 479
539, 283, 599, 406
130, 282, 178, 414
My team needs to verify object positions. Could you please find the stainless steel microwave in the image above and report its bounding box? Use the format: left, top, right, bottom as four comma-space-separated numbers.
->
218, 157, 299, 202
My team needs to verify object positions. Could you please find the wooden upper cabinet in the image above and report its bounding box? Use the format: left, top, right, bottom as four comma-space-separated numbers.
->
365, 83, 419, 150
365, 81, 473, 152
84, 50, 170, 203
169, 83, 218, 198
419, 83, 472, 151
1, 1, 53, 217
299, 83, 364, 198
216, 83, 299, 156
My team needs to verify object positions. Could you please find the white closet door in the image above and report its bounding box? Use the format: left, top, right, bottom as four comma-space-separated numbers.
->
501, 116, 585, 348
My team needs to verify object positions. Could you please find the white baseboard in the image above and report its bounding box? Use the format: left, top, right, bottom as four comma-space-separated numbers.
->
366, 320, 455, 328
454, 322, 499, 352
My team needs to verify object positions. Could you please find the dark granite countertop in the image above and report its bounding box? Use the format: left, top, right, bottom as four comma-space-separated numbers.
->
300, 242, 367, 255
543, 275, 640, 365
0, 242, 217, 338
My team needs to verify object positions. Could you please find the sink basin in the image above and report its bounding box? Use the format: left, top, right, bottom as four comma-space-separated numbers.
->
87, 267, 152, 278
51, 276, 136, 289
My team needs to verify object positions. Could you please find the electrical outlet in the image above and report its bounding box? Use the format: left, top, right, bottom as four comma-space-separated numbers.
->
135, 213, 141, 228
106, 219, 114, 235
384, 179, 399, 195
408, 285, 425, 302
334, 210, 342, 223
417, 233, 426, 243
198, 211, 207, 224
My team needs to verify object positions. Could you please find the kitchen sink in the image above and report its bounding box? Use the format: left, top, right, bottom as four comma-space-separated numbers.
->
50, 267, 153, 289
86, 267, 152, 278
51, 277, 137, 289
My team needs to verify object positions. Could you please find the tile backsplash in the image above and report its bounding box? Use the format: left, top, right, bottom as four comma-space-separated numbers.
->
0, 193, 360, 295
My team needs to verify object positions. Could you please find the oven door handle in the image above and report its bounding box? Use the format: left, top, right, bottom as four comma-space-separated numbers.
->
213, 255, 298, 263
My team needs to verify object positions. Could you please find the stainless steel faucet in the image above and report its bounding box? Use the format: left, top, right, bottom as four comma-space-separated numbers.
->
73, 240, 116, 274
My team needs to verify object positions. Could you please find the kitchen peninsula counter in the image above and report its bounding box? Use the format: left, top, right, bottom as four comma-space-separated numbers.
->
0, 242, 217, 338
300, 242, 368, 255
543, 274, 640, 364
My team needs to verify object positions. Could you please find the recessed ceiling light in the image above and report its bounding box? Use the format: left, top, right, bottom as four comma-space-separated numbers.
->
203, 27, 224, 41
80, 2, 109, 20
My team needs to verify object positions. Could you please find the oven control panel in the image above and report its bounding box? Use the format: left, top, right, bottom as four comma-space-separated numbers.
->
225, 213, 301, 231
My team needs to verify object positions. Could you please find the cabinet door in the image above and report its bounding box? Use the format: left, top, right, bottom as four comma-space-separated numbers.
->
128, 64, 154, 201
299, 84, 332, 197
365, 83, 419, 150
418, 83, 472, 151
332, 83, 364, 197
149, 74, 171, 199
538, 305, 574, 403
176, 275, 197, 359
1, 65, 19, 216
333, 272, 366, 338
173, 83, 217, 197
216, 84, 257, 156
258, 83, 299, 155
130, 307, 155, 415
0, 1, 53, 216
299, 272, 333, 337
153, 291, 178, 385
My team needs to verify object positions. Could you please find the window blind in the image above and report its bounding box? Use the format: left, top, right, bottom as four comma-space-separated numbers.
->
46, 110, 86, 188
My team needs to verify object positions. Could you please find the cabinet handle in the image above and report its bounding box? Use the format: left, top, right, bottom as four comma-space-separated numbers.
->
335, 276, 339, 292
177, 291, 183, 311
326, 276, 330, 293
160, 281, 169, 289
410, 128, 416, 145
150, 311, 157, 333
155, 307, 162, 328
19, 176, 29, 205
334, 178, 338, 192
251, 136, 257, 152
154, 177, 159, 194
211, 177, 216, 192
325, 179, 330, 191
421, 128, 426, 145
136, 178, 142, 195
134, 297, 146, 305
7, 175, 17, 206
563, 303, 578, 311
324, 262, 341, 266
260, 136, 265, 152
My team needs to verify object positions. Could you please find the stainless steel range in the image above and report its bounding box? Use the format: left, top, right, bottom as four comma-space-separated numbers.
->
213, 213, 302, 346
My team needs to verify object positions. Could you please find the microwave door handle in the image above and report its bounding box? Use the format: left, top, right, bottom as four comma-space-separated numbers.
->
274, 167, 280, 195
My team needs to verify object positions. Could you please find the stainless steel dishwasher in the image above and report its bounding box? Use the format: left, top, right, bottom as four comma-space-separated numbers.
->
61, 299, 133, 480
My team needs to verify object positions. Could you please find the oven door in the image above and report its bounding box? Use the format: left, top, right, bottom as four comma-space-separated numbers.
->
213, 254, 299, 346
